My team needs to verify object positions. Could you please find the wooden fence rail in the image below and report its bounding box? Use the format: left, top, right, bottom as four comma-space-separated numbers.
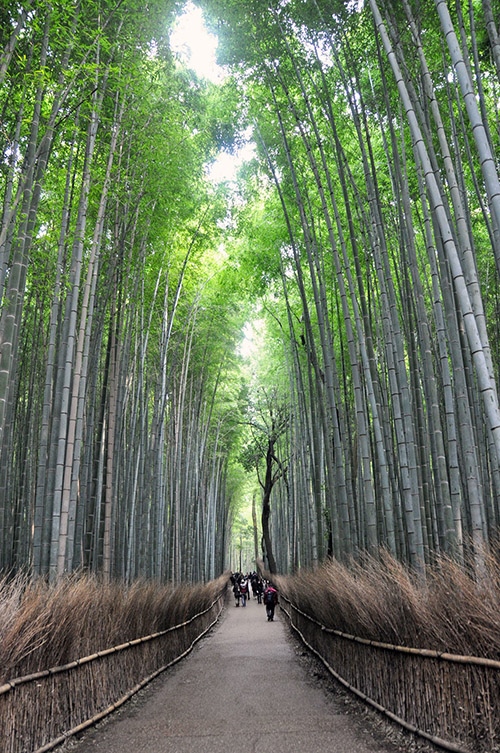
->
0, 592, 225, 753
279, 594, 500, 753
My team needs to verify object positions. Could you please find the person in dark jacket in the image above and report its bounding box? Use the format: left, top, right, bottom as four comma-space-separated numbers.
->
254, 578, 264, 604
263, 583, 278, 621
233, 580, 241, 606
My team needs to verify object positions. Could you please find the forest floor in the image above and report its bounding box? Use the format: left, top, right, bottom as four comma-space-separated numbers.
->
59, 594, 442, 753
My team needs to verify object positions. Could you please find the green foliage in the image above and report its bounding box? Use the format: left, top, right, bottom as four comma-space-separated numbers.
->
4, 0, 500, 580
204, 78, 248, 152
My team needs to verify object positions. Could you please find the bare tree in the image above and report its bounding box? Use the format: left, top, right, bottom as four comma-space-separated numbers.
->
241, 390, 289, 574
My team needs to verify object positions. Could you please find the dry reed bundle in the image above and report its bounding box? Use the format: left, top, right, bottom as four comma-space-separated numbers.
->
0, 571, 230, 684
278, 551, 500, 752
0, 573, 55, 683
425, 553, 500, 658
0, 571, 230, 753
278, 549, 500, 657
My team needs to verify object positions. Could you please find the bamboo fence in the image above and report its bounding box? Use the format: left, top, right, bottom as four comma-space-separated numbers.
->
280, 594, 500, 753
0, 590, 226, 753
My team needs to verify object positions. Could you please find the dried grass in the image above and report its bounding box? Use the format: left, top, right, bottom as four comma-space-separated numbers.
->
277, 548, 500, 658
276, 552, 500, 752
0, 571, 230, 684
0, 571, 230, 753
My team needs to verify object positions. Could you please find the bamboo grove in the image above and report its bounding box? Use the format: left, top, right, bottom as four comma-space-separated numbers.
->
200, 0, 500, 575
2, 0, 500, 583
0, 0, 248, 582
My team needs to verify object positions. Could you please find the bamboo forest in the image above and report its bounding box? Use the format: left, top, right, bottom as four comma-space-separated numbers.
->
2, 0, 500, 585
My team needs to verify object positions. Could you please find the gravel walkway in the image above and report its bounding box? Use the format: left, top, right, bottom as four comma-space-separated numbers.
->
61, 595, 437, 753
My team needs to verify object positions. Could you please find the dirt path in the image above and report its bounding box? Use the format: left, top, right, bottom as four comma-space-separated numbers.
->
61, 596, 433, 753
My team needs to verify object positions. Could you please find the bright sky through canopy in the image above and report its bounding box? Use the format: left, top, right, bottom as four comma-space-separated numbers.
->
170, 3, 256, 184
170, 2, 222, 83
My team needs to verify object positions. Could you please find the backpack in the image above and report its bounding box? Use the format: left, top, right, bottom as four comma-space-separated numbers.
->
240, 580, 248, 593
264, 588, 276, 605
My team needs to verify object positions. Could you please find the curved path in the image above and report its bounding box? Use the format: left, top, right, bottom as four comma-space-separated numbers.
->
62, 596, 427, 753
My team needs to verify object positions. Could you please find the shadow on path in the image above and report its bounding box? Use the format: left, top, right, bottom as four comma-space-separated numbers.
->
61, 594, 431, 753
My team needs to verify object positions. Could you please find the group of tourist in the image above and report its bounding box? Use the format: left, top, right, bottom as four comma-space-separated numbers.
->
230, 571, 279, 621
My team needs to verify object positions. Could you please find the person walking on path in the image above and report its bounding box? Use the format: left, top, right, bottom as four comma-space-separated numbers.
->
232, 579, 241, 606
239, 576, 249, 606
264, 582, 278, 621
254, 577, 264, 604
